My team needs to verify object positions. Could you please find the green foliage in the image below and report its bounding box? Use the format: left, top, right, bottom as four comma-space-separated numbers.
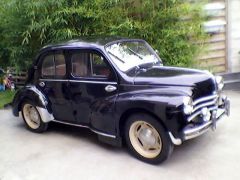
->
0, 0, 207, 70
0, 90, 16, 109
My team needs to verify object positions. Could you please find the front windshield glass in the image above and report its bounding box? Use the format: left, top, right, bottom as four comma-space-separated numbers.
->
105, 40, 162, 72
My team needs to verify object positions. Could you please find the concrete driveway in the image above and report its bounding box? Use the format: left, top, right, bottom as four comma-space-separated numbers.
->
0, 91, 240, 180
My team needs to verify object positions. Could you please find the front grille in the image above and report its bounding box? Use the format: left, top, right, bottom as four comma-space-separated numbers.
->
192, 78, 216, 100
187, 94, 218, 122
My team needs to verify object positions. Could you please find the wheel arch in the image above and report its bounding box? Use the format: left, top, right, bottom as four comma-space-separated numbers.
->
12, 85, 54, 123
118, 108, 168, 138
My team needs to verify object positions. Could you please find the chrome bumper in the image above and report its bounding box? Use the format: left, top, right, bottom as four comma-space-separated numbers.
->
183, 97, 230, 141
169, 96, 230, 145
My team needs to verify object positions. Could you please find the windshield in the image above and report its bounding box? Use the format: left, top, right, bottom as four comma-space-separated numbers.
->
105, 40, 162, 72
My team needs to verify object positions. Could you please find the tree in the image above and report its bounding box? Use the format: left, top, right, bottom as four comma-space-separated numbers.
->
0, 0, 207, 70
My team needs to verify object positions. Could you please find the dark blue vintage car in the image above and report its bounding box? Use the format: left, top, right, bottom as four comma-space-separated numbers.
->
12, 37, 230, 164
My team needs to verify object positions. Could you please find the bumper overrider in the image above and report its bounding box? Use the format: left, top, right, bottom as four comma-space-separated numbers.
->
169, 94, 230, 145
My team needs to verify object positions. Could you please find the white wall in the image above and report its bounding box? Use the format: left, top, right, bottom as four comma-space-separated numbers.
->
228, 0, 240, 72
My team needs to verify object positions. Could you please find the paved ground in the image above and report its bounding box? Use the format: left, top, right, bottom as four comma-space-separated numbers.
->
0, 90, 240, 180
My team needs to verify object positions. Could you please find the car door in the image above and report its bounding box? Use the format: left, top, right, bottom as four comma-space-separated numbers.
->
68, 49, 118, 132
38, 50, 75, 122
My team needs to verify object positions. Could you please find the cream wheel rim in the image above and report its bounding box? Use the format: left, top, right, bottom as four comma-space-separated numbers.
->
129, 120, 162, 158
23, 104, 41, 129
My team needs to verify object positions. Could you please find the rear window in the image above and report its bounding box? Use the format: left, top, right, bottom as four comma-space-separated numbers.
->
42, 55, 55, 76
41, 53, 66, 78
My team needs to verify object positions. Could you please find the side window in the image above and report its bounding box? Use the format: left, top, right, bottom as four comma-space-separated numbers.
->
55, 54, 66, 76
42, 55, 55, 76
41, 52, 66, 78
71, 52, 89, 77
71, 51, 112, 79
91, 53, 110, 77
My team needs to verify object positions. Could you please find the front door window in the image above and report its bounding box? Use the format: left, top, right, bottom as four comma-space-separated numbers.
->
71, 51, 113, 80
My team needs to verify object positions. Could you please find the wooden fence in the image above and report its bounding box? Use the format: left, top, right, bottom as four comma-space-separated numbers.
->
198, 0, 227, 73
11, 70, 27, 88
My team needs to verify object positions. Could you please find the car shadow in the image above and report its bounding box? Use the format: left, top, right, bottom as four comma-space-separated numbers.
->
13, 116, 217, 166
46, 122, 124, 153
47, 121, 213, 165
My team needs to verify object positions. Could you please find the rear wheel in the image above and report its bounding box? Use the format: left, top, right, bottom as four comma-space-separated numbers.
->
124, 113, 173, 164
21, 101, 48, 133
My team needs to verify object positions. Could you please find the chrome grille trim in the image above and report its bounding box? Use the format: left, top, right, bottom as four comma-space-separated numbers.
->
187, 106, 218, 122
193, 99, 218, 112
193, 94, 218, 106
186, 94, 219, 122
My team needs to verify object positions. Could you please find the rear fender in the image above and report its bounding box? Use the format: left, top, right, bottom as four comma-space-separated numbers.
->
12, 85, 54, 123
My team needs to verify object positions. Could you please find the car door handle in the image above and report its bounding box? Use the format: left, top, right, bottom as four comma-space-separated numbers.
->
39, 81, 45, 87
105, 85, 117, 92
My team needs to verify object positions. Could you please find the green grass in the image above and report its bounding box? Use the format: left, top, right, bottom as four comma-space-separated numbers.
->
0, 90, 16, 109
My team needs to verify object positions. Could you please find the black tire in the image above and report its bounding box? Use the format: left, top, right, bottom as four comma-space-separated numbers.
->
21, 101, 48, 133
124, 113, 173, 164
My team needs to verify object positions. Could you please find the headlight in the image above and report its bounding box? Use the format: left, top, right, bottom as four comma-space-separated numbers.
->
183, 96, 193, 115
215, 75, 224, 90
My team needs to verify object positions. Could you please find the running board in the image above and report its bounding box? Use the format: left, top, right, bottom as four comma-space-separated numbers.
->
52, 120, 116, 139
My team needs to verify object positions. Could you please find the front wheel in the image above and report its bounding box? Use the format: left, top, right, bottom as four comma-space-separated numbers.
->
21, 101, 48, 133
124, 114, 173, 164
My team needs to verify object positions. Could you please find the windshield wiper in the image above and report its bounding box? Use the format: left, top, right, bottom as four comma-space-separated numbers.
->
127, 48, 143, 60
107, 51, 125, 63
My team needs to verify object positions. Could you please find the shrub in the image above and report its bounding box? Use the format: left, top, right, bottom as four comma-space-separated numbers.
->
0, 0, 207, 70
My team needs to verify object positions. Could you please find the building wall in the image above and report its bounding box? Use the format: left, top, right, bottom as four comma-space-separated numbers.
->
198, 0, 227, 73
228, 0, 240, 72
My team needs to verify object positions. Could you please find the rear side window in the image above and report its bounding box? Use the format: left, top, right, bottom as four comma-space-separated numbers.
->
41, 52, 66, 78
42, 55, 55, 76
55, 54, 66, 76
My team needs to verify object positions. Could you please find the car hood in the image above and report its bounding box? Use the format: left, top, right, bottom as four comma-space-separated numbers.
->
134, 66, 216, 98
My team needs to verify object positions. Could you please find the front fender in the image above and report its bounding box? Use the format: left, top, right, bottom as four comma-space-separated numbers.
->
115, 89, 187, 137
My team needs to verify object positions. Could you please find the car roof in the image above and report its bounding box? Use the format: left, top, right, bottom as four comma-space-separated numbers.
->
40, 36, 145, 52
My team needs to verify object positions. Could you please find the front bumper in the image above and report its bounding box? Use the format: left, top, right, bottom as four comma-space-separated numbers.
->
183, 96, 230, 141
169, 95, 230, 145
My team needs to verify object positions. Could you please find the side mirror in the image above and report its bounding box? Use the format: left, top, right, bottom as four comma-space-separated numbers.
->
155, 49, 159, 55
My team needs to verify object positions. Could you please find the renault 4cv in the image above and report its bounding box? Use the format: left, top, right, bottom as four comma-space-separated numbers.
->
12, 37, 230, 164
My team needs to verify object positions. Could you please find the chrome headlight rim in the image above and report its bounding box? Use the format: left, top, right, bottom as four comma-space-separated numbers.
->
183, 96, 194, 115
215, 75, 224, 91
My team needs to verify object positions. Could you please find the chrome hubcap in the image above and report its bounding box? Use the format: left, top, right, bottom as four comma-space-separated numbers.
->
129, 121, 162, 158
23, 104, 40, 129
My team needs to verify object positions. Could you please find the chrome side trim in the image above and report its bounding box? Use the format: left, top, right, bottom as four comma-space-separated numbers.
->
36, 107, 54, 123
69, 80, 117, 85
168, 132, 182, 145
39, 78, 117, 85
193, 94, 217, 106
52, 120, 116, 138
39, 79, 68, 82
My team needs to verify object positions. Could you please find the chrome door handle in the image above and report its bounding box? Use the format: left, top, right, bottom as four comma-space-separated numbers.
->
105, 85, 117, 92
39, 81, 45, 87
